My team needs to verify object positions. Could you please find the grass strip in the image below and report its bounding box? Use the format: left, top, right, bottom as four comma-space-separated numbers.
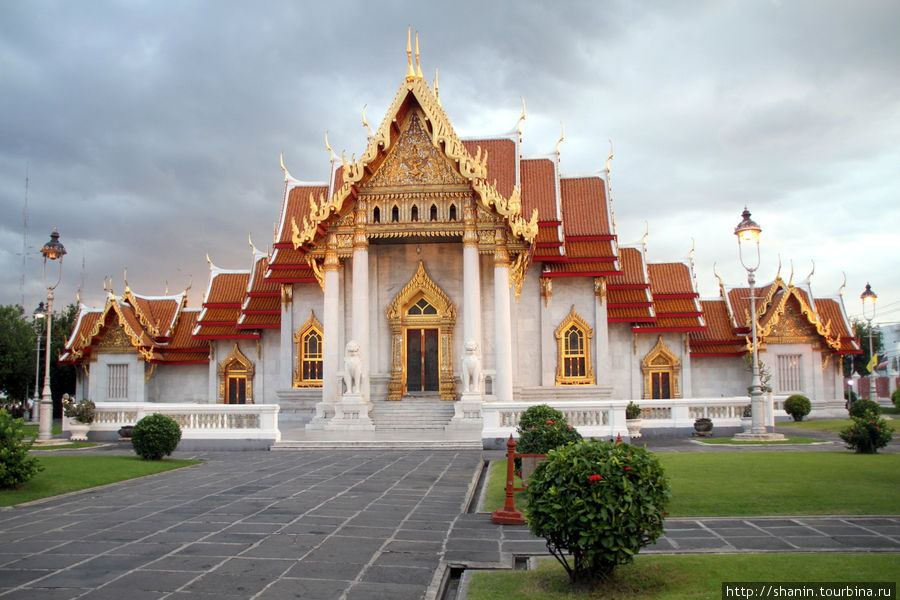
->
467, 554, 898, 600
0, 455, 201, 507
482, 452, 900, 516
30, 442, 103, 451
696, 436, 821, 445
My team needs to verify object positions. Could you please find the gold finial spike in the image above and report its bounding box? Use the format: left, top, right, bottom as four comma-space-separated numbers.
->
641, 221, 650, 254
123, 268, 129, 292
516, 97, 526, 136
606, 139, 614, 173
249, 233, 257, 254
556, 121, 565, 155
362, 105, 372, 139
434, 68, 440, 103
324, 131, 336, 162
414, 32, 423, 80
164, 280, 168, 295
206, 252, 212, 267
405, 26, 415, 81
838, 271, 847, 296
806, 260, 815, 282
280, 152, 293, 182
788, 259, 794, 286
776, 254, 782, 280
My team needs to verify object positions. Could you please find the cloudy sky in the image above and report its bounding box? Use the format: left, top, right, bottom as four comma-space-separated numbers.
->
2, 0, 898, 329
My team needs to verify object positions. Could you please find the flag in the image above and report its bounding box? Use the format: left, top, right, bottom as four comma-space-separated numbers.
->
866, 353, 877, 373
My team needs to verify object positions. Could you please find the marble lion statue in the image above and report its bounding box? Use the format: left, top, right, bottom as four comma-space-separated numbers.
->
343, 340, 363, 395
461, 340, 481, 394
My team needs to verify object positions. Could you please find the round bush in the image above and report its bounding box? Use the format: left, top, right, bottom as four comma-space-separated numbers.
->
517, 420, 583, 456
848, 398, 880, 419
892, 388, 900, 409
839, 414, 894, 454
525, 439, 670, 584
518, 404, 566, 431
0, 409, 44, 488
131, 414, 182, 460
783, 394, 811, 422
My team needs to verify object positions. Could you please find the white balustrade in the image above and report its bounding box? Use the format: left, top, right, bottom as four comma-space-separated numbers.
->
74, 403, 280, 441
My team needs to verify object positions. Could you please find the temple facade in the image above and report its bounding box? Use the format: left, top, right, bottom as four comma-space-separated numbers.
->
61, 52, 861, 437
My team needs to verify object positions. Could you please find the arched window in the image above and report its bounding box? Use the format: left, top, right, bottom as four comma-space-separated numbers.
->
641, 336, 681, 399
293, 311, 324, 388
372, 206, 381, 223
448, 204, 457, 221
554, 306, 595, 385
391, 205, 400, 222
411, 205, 419, 222
430, 204, 438, 221
217, 344, 255, 403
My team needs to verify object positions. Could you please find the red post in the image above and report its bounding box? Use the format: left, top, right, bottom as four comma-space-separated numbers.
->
491, 434, 525, 525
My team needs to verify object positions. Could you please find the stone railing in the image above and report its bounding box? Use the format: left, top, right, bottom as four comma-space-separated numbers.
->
482, 396, 776, 439
72, 402, 280, 442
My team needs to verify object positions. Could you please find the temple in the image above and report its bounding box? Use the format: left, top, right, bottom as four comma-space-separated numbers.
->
60, 38, 860, 442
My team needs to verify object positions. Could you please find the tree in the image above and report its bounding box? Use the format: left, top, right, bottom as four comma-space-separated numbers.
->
844, 320, 884, 377
49, 303, 78, 416
0, 305, 37, 402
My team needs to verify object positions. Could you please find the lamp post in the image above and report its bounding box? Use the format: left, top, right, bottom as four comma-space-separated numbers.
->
31, 302, 46, 422
37, 228, 66, 442
734, 208, 767, 436
860, 283, 877, 399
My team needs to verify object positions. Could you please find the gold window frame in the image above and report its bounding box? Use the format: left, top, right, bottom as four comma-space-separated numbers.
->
217, 343, 254, 404
641, 335, 681, 399
555, 305, 596, 385
293, 311, 324, 388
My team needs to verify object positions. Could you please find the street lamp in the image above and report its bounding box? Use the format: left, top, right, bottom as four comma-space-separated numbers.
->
31, 302, 46, 422
37, 228, 66, 442
734, 208, 767, 436
860, 283, 877, 398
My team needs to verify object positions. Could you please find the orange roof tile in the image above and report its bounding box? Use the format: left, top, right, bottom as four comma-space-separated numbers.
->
560, 177, 612, 237
463, 138, 516, 197
647, 263, 696, 297
608, 247, 648, 288
691, 300, 740, 344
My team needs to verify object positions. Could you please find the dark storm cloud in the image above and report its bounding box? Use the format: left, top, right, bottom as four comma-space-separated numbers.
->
1, 0, 898, 324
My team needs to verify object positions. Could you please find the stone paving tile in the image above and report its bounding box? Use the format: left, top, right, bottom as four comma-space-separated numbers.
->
345, 581, 433, 600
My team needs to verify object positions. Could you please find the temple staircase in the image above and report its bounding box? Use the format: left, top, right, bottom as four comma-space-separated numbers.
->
370, 394, 455, 430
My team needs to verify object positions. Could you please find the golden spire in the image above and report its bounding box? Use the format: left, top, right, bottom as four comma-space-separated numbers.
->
164, 280, 169, 295
206, 252, 212, 267
362, 105, 372, 139
606, 139, 614, 173
324, 131, 336, 162
415, 32, 423, 80
516, 97, 526, 136
405, 27, 416, 81
641, 221, 649, 255
775, 254, 782, 280
123, 268, 130, 293
433, 68, 440, 104
806, 260, 815, 282
838, 271, 846, 296
249, 233, 257, 254
556, 121, 565, 155
788, 259, 794, 286
280, 152, 292, 183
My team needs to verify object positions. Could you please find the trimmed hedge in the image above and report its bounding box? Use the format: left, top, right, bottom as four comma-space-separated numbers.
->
848, 398, 880, 419
131, 414, 182, 460
783, 395, 811, 422
0, 409, 43, 488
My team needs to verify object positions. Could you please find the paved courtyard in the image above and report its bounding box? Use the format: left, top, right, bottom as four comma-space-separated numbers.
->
1, 434, 898, 599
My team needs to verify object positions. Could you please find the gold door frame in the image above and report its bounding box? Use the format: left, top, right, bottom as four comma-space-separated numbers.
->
386, 261, 457, 401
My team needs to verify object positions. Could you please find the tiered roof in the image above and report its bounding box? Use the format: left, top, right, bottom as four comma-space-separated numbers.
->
193, 262, 255, 340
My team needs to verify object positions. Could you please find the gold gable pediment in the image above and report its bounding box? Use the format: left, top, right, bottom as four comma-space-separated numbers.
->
364, 112, 469, 191
763, 301, 819, 344
94, 321, 138, 355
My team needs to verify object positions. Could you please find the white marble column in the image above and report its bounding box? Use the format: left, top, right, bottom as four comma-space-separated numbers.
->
321, 235, 341, 406
493, 231, 514, 402
352, 208, 370, 401
593, 277, 610, 386
462, 205, 483, 379
540, 277, 555, 386
279, 284, 293, 390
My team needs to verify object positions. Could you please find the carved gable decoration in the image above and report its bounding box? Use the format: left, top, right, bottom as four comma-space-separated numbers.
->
94, 321, 137, 354
764, 300, 819, 344
364, 112, 468, 190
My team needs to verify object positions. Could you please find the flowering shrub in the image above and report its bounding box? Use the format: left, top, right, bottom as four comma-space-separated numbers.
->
783, 395, 811, 422
625, 401, 641, 420
525, 439, 670, 585
62, 398, 96, 424
839, 411, 894, 454
0, 409, 43, 488
516, 405, 582, 463
132, 414, 181, 460
847, 398, 880, 419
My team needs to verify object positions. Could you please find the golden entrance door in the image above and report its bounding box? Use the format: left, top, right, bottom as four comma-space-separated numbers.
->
406, 328, 439, 392
226, 375, 247, 404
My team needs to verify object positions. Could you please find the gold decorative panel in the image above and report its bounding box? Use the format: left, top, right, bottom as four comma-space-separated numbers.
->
554, 306, 595, 385
641, 336, 681, 399
217, 343, 255, 404
94, 323, 136, 354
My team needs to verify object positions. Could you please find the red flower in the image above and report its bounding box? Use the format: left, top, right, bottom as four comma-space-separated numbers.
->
546, 420, 555, 425
625, 466, 632, 471
530, 426, 535, 430
567, 426, 573, 430
589, 474, 602, 483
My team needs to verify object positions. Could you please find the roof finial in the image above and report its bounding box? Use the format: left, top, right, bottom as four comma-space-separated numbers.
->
280, 152, 292, 183
123, 268, 129, 293
806, 259, 815, 282
776, 254, 782, 280
185, 274, 193, 294
516, 97, 526, 137
788, 259, 794, 286
433, 68, 440, 104
838, 271, 846, 296
556, 121, 565, 155
641, 221, 649, 255
405, 27, 416, 81
713, 261, 724, 288
249, 233, 257, 254
606, 139, 614, 173
414, 32, 423, 80
362, 105, 373, 139
324, 131, 337, 162
206, 252, 212, 267
164, 280, 169, 295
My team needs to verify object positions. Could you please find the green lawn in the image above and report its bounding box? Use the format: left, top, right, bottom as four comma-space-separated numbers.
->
20, 422, 62, 437
697, 435, 820, 445
778, 419, 854, 433
467, 554, 899, 600
483, 452, 900, 516
0, 456, 201, 506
